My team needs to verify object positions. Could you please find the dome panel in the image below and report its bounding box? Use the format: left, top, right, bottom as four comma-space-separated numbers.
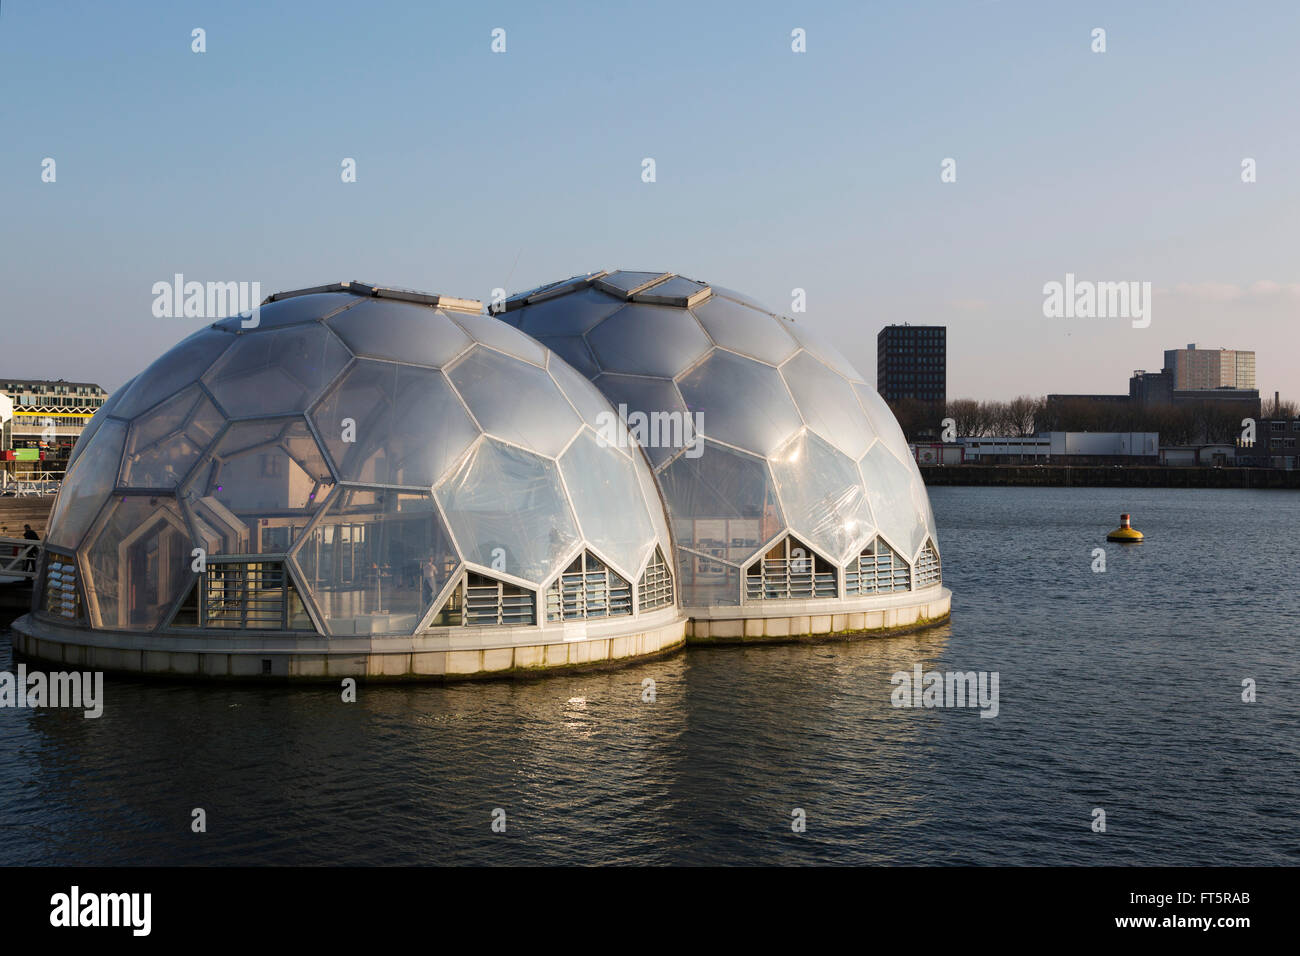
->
512, 286, 624, 336
587, 303, 711, 378
326, 299, 473, 367
657, 441, 783, 566
83, 496, 191, 631
45, 419, 129, 551
67, 376, 133, 472
435, 438, 580, 585
120, 386, 224, 489
860, 441, 925, 558
787, 322, 866, 383
311, 359, 478, 488
854, 383, 913, 464
590, 374, 689, 469
185, 418, 334, 553
676, 551, 743, 608
210, 292, 359, 332
203, 324, 351, 418
781, 350, 876, 459
447, 348, 582, 458
294, 488, 457, 636
115, 328, 235, 419
536, 334, 602, 378
558, 429, 656, 578
690, 296, 798, 365
548, 355, 623, 429
770, 431, 874, 563
678, 350, 802, 458
446, 308, 548, 366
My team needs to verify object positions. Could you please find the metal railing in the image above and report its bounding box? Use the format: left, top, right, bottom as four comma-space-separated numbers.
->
0, 536, 42, 580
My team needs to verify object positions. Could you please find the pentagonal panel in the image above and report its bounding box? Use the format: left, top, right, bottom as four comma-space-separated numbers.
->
114, 328, 235, 419
854, 383, 913, 464
326, 299, 472, 367
587, 303, 712, 378
447, 347, 581, 458
770, 431, 874, 563
781, 351, 876, 459
311, 359, 478, 487
434, 438, 579, 585
512, 286, 625, 336
67, 377, 133, 472
120, 386, 224, 489
211, 292, 358, 332
678, 350, 802, 458
591, 374, 688, 469
83, 496, 192, 630
185, 418, 334, 553
45, 419, 129, 551
294, 488, 458, 636
558, 429, 655, 578
445, 309, 548, 366
202, 323, 351, 418
691, 296, 798, 365
657, 441, 783, 565
860, 441, 925, 558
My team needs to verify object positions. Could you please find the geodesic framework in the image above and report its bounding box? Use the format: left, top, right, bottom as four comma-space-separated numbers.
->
498, 270, 941, 609
36, 283, 675, 639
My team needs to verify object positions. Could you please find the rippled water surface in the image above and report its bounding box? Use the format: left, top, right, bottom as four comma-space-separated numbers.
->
2, 487, 1297, 865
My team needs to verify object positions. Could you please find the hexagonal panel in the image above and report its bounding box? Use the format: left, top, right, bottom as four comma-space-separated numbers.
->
311, 359, 478, 488
294, 488, 457, 636
83, 496, 192, 631
185, 418, 334, 553
678, 350, 802, 458
656, 441, 783, 565
860, 441, 925, 558
434, 438, 579, 585
203, 323, 351, 418
691, 295, 798, 365
786, 322, 866, 383
558, 429, 655, 579
67, 377, 133, 472
45, 419, 129, 551
781, 350, 876, 459
120, 386, 224, 489
445, 308, 548, 367
447, 347, 581, 459
326, 299, 472, 367
587, 302, 712, 378
114, 328, 236, 419
770, 431, 874, 563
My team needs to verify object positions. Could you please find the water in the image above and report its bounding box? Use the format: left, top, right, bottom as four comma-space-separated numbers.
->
2, 486, 1297, 865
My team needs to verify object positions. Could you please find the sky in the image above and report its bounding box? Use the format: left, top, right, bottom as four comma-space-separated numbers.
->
2, 0, 1298, 400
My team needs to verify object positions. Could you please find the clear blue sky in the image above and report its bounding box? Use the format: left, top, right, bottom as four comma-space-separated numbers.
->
3, 0, 1298, 400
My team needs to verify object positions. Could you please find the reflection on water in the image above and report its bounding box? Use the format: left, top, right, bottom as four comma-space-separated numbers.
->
2, 487, 1297, 865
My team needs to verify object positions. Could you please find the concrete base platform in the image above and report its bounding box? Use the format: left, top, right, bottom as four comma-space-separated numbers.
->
685, 586, 951, 644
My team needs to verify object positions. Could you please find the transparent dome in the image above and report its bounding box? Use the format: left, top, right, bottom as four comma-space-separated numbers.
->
498, 271, 941, 608
43, 283, 674, 637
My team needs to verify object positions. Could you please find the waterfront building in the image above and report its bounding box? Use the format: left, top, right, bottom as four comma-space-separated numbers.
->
1237, 417, 1300, 469
16, 278, 949, 678
958, 432, 1159, 464
1163, 344, 1255, 391
0, 379, 110, 476
499, 271, 947, 643
876, 324, 946, 406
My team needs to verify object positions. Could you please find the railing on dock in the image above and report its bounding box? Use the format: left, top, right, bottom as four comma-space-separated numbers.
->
0, 537, 42, 581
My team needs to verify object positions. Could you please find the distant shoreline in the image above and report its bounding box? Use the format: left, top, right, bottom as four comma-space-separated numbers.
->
920, 464, 1300, 489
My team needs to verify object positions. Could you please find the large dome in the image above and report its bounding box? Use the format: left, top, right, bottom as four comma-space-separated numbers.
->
39, 283, 676, 643
498, 271, 941, 611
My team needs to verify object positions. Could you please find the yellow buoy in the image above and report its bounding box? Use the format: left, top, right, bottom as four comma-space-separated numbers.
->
1107, 513, 1143, 542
